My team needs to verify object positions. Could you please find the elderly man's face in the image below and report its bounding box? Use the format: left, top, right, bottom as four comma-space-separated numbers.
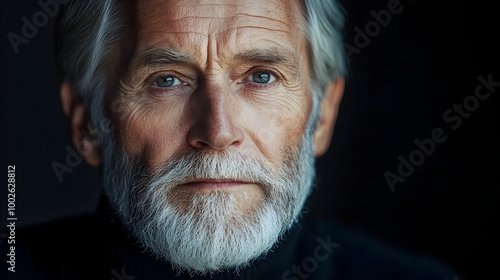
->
61, 0, 344, 274
113, 0, 311, 210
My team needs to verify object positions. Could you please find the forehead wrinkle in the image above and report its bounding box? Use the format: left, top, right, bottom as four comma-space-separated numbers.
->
162, 13, 290, 27
230, 12, 290, 35
134, 0, 305, 72
140, 1, 293, 39
235, 12, 289, 26
215, 12, 297, 66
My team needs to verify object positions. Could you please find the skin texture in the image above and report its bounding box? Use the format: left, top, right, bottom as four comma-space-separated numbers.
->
60, 0, 345, 213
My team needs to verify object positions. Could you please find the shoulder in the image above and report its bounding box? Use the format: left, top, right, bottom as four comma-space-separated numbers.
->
299, 216, 461, 280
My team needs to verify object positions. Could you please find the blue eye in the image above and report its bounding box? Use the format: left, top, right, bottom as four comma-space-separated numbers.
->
154, 75, 182, 87
249, 71, 276, 84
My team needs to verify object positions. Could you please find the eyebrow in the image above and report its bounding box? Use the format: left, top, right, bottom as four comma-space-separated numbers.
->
234, 47, 299, 77
133, 46, 299, 77
135, 47, 197, 68
235, 47, 295, 65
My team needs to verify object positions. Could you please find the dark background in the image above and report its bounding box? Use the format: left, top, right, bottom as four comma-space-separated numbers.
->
1, 1, 498, 280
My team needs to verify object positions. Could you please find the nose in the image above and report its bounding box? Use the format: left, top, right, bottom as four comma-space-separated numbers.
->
187, 83, 245, 150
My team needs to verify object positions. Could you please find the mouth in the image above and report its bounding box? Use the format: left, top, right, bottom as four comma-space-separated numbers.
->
179, 178, 254, 190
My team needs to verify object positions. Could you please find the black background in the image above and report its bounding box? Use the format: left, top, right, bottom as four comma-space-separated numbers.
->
1, 1, 499, 280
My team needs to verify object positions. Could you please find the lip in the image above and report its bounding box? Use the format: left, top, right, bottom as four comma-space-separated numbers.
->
180, 179, 252, 189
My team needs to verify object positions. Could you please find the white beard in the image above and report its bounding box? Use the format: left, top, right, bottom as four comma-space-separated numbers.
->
100, 127, 317, 275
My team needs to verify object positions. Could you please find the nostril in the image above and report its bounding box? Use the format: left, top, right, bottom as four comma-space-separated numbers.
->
192, 141, 206, 149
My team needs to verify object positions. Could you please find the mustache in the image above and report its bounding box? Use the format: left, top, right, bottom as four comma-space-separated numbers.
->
144, 150, 286, 193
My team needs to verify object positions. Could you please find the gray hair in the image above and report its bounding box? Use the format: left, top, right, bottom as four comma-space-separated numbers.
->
54, 0, 347, 139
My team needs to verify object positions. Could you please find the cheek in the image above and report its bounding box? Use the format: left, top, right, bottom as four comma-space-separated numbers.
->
247, 90, 310, 166
112, 102, 186, 167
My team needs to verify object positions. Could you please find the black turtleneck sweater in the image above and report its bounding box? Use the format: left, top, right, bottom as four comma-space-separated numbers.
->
2, 196, 460, 280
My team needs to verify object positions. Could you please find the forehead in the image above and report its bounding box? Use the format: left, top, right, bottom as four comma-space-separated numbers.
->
133, 0, 304, 59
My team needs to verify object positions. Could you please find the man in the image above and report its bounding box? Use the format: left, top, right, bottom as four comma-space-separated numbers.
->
2, 0, 459, 279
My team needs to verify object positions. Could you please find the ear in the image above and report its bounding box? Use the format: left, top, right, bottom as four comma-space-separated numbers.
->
60, 81, 101, 166
313, 77, 345, 157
